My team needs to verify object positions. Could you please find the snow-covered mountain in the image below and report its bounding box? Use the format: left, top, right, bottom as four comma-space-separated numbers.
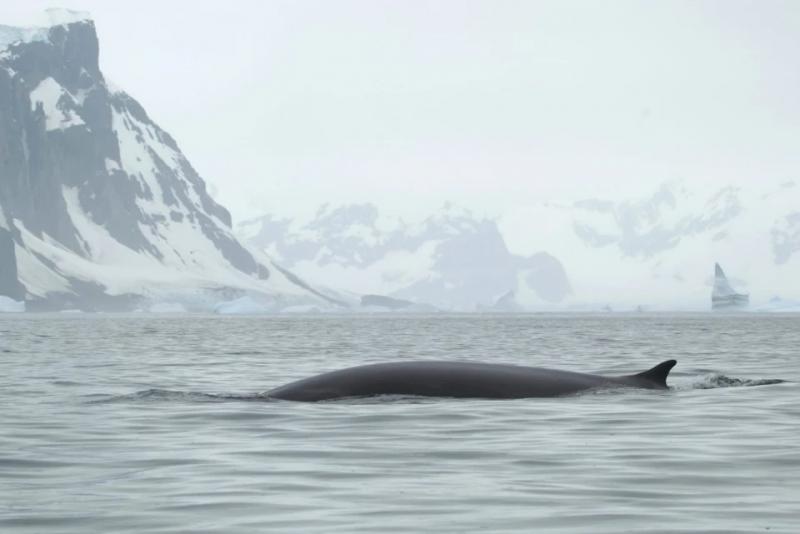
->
0, 10, 339, 312
240, 180, 800, 312
512, 180, 800, 309
238, 204, 572, 311
3, 11, 795, 313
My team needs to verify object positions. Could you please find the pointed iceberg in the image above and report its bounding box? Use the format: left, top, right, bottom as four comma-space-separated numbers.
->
712, 263, 749, 310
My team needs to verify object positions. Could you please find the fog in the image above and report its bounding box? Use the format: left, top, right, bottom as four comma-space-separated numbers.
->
3, 2, 798, 218
2, 1, 799, 308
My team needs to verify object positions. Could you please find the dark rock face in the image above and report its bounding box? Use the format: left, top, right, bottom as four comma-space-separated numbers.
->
0, 16, 296, 310
1, 20, 107, 255
0, 224, 23, 300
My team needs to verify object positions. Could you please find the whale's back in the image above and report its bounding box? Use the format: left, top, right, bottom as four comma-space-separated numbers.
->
266, 360, 675, 402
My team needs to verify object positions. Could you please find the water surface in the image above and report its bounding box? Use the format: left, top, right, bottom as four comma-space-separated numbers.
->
0, 313, 797, 533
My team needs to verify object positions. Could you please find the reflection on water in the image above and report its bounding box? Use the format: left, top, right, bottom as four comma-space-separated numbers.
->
0, 313, 798, 533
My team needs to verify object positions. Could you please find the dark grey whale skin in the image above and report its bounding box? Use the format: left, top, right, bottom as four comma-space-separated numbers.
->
266, 360, 677, 402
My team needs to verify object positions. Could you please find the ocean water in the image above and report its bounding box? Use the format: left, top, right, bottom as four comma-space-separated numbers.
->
0, 313, 797, 533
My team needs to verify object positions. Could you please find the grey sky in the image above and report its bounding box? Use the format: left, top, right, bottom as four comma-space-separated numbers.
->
2, 1, 799, 223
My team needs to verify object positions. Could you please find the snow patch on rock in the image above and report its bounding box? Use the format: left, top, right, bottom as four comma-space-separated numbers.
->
29, 77, 85, 131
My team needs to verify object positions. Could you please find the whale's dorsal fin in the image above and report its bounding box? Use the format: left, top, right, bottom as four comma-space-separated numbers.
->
633, 360, 677, 388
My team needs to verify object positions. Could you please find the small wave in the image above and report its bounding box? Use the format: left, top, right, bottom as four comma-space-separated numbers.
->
318, 394, 442, 404
51, 380, 82, 386
690, 374, 786, 390
89, 389, 273, 404
89, 376, 788, 405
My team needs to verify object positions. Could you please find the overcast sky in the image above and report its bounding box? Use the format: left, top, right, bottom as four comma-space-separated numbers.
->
2, 1, 799, 223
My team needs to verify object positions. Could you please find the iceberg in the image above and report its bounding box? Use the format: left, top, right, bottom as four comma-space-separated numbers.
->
712, 263, 749, 310
755, 296, 800, 313
0, 295, 25, 313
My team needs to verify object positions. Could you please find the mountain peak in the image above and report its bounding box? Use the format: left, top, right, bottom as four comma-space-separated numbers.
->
44, 8, 92, 27
0, 9, 93, 52
1, 10, 100, 91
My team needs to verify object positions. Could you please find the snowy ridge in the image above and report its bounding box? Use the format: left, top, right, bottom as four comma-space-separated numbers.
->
242, 179, 800, 311
239, 204, 571, 311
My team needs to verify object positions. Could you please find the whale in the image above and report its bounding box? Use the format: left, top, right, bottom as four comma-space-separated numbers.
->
266, 359, 677, 401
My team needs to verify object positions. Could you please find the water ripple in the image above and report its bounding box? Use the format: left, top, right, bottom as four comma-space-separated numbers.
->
90, 389, 273, 404
1, 313, 798, 534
